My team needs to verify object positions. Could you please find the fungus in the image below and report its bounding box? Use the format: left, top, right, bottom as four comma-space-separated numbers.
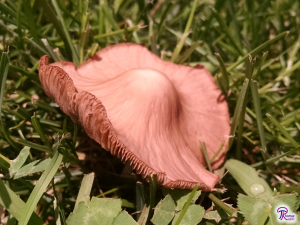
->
39, 43, 230, 191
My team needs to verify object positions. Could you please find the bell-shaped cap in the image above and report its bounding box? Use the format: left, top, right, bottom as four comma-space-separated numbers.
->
39, 43, 230, 190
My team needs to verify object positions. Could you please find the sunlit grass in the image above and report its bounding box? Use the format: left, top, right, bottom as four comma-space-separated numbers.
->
0, 0, 299, 224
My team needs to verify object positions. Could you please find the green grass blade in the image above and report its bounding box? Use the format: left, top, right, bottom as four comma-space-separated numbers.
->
245, 55, 255, 79
175, 185, 199, 225
200, 141, 212, 172
53, 46, 66, 61
137, 175, 157, 225
285, 185, 300, 194
53, 198, 61, 225
157, 2, 173, 37
228, 78, 250, 150
96, 187, 119, 198
216, 39, 240, 56
0, 13, 18, 25
171, 32, 190, 62
94, 25, 140, 40
5, 0, 18, 12
135, 2, 151, 25
226, 31, 289, 73
171, 0, 198, 62
0, 1, 17, 18
252, 51, 268, 79
19, 150, 63, 225
50, 0, 80, 65
23, 0, 42, 46
215, 53, 229, 96
0, 178, 45, 225
235, 56, 254, 158
235, 94, 248, 160
17, 0, 24, 47
85, 43, 98, 59
98, 1, 104, 35
166, 27, 219, 65
1, 122, 20, 151
252, 147, 300, 168
0, 52, 9, 121
101, 3, 120, 32
24, 38, 48, 55
9, 65, 40, 84
79, 0, 90, 64
41, 38, 60, 62
136, 183, 145, 222
211, 8, 244, 56
149, 17, 158, 55
39, 0, 75, 63
177, 41, 202, 64
31, 114, 51, 148
39, 118, 60, 127
79, 13, 90, 64
75, 173, 94, 208
137, 204, 149, 225
148, 174, 157, 222
0, 153, 10, 170
208, 193, 236, 216
15, 138, 51, 153
259, 58, 300, 93
250, 81, 268, 161
15, 91, 58, 113
227, 0, 243, 48
184, 0, 198, 34
210, 139, 225, 163
9, 119, 26, 131
56, 0, 80, 25
266, 113, 299, 148
246, 107, 272, 133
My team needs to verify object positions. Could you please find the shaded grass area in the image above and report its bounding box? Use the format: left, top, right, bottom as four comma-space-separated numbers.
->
0, 0, 300, 224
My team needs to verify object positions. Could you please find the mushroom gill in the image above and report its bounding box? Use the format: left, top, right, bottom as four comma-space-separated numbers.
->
38, 43, 230, 191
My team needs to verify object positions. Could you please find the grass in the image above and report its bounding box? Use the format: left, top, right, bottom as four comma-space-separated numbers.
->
0, 0, 300, 225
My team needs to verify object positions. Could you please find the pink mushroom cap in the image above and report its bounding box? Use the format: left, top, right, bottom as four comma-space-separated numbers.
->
39, 43, 230, 191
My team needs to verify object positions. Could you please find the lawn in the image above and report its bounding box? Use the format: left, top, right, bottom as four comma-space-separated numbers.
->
0, 0, 299, 225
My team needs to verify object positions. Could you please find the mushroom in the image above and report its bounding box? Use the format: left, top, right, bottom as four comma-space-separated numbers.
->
39, 43, 230, 191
